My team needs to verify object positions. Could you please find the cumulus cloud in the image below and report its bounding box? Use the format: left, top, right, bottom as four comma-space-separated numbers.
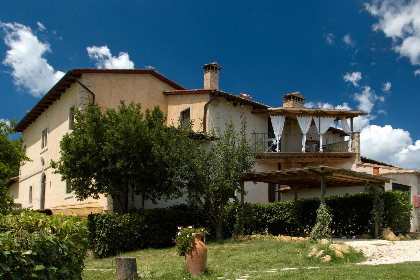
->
325, 33, 335, 45
415, 69, 420, 76
1, 22, 65, 97
343, 34, 355, 47
37, 22, 46, 31
365, 0, 420, 66
360, 125, 420, 170
87, 45, 134, 69
382, 81, 391, 93
354, 86, 384, 113
0, 118, 10, 126
343, 72, 362, 87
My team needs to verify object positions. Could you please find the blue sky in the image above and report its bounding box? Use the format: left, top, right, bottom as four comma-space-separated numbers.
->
1, 0, 420, 169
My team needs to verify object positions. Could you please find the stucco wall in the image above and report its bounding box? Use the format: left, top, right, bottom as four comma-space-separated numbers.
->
166, 93, 210, 132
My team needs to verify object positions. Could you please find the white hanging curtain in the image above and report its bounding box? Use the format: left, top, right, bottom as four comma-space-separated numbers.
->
297, 116, 313, 152
314, 116, 336, 152
341, 117, 352, 152
270, 115, 286, 152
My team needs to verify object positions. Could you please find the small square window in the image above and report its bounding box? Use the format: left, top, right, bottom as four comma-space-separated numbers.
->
181, 108, 190, 128
41, 128, 48, 150
69, 106, 75, 130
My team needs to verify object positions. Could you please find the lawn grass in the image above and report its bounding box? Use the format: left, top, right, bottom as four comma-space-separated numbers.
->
83, 236, 420, 279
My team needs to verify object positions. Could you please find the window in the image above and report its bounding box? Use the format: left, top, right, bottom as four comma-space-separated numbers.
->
181, 108, 190, 128
66, 182, 72, 194
69, 106, 75, 130
41, 128, 48, 150
28, 185, 33, 205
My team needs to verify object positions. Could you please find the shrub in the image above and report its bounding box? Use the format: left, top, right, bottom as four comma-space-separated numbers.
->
0, 210, 88, 280
87, 190, 413, 257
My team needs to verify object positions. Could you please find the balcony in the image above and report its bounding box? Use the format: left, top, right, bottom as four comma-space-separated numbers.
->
252, 133, 355, 163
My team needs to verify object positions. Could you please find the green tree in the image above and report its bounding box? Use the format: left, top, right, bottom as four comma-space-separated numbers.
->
51, 101, 194, 213
0, 119, 30, 210
183, 115, 256, 239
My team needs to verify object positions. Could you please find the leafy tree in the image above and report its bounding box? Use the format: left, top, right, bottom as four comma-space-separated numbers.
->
51, 101, 194, 213
183, 115, 256, 239
0, 119, 30, 210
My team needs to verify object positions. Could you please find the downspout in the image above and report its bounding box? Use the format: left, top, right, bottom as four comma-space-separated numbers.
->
202, 91, 221, 133
69, 75, 96, 104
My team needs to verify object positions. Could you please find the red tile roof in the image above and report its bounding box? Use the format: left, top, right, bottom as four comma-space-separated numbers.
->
164, 89, 269, 109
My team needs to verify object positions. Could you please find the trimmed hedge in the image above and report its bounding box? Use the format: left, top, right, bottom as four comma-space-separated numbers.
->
0, 210, 88, 280
87, 190, 412, 257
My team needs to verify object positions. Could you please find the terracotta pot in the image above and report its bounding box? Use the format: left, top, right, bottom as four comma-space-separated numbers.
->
185, 233, 207, 277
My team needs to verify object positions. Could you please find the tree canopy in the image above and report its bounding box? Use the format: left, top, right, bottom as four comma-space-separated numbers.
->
51, 101, 196, 213
0, 119, 30, 210
183, 114, 257, 239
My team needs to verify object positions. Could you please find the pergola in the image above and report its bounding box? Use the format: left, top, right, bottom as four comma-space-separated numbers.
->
239, 165, 391, 238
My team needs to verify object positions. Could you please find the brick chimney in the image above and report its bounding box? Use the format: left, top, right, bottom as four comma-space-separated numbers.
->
203, 62, 222, 90
373, 165, 380, 175
283, 92, 305, 108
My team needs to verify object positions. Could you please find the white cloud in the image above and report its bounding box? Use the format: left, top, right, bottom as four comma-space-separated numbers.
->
325, 33, 335, 45
415, 69, 420, 76
87, 45, 134, 69
343, 34, 355, 47
0, 118, 10, 126
382, 81, 391, 93
1, 22, 65, 97
343, 72, 362, 87
37, 22, 46, 31
365, 0, 420, 65
144, 65, 154, 70
354, 86, 384, 113
360, 125, 420, 170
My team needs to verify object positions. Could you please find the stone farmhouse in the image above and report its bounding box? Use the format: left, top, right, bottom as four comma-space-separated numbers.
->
7, 63, 419, 231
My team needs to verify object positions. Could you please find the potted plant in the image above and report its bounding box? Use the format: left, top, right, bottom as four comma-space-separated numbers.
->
175, 226, 208, 277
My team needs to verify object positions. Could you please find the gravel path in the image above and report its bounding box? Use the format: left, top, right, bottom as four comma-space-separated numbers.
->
331, 238, 420, 265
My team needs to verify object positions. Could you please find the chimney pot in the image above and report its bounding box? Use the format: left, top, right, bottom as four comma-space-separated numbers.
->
373, 165, 380, 175
203, 62, 222, 90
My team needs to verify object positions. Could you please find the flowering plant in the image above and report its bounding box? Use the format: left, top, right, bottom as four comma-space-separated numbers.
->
174, 226, 208, 256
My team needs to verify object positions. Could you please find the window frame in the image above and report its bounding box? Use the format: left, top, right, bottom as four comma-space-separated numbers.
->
69, 105, 75, 130
180, 108, 191, 129
28, 184, 33, 206
40, 127, 48, 152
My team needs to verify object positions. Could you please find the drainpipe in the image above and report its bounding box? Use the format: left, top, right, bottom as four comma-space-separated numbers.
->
202, 91, 221, 133
69, 75, 96, 104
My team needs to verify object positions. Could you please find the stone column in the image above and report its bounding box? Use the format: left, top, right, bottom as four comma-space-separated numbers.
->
352, 132, 361, 163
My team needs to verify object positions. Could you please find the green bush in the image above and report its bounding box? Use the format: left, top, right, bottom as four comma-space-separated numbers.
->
0, 210, 88, 280
382, 190, 412, 233
87, 190, 413, 257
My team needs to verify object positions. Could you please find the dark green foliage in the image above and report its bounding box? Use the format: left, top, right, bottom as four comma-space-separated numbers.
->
382, 190, 412, 233
87, 204, 210, 258
0, 210, 88, 280
87, 190, 413, 257
51, 101, 196, 213
0, 119, 30, 210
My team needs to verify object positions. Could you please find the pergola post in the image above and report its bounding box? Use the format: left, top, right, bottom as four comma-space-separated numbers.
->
320, 176, 326, 204
240, 180, 245, 236
374, 185, 379, 239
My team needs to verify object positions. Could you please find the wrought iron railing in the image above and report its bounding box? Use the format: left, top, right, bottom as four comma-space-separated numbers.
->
252, 133, 350, 153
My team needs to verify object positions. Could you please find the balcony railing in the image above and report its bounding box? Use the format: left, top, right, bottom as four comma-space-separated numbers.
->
252, 133, 350, 153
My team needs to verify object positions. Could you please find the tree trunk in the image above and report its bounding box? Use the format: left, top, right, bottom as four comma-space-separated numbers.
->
215, 220, 223, 240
